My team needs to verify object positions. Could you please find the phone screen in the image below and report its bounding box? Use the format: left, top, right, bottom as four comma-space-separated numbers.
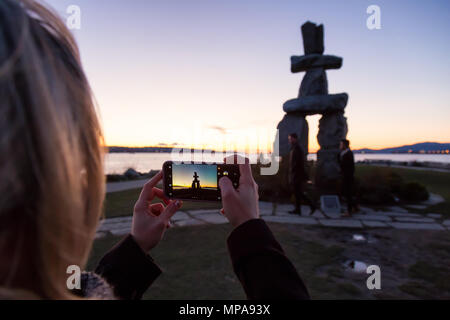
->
163, 162, 239, 201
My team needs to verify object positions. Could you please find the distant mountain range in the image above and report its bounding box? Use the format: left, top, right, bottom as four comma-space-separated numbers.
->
354, 142, 450, 154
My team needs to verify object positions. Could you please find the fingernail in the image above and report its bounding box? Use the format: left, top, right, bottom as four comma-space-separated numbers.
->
175, 200, 181, 208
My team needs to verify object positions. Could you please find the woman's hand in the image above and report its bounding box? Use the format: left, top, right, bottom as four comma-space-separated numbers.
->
131, 171, 182, 253
219, 156, 260, 228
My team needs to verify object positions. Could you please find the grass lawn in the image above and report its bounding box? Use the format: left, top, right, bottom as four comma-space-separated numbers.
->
104, 165, 450, 218
94, 165, 450, 299
87, 223, 450, 299
356, 165, 450, 217
104, 187, 221, 218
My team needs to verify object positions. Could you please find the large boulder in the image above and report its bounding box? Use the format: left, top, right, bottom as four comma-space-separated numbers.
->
275, 114, 309, 157
124, 168, 140, 179
291, 54, 342, 73
283, 93, 348, 114
315, 148, 342, 193
301, 21, 324, 54
317, 111, 348, 149
314, 111, 348, 193
299, 68, 328, 97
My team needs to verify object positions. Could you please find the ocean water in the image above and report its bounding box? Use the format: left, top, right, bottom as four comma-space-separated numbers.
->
104, 152, 450, 174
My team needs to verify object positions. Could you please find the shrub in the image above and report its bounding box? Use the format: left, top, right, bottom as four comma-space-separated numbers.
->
355, 168, 395, 205
399, 182, 429, 202
357, 181, 396, 205
387, 172, 403, 194
252, 160, 429, 206
106, 174, 127, 182
356, 168, 429, 205
124, 168, 140, 179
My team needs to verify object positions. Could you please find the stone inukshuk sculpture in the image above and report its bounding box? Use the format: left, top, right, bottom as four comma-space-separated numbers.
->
192, 172, 200, 190
276, 21, 348, 193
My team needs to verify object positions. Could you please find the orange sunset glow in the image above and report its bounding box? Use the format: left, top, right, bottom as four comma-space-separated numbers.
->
45, 0, 449, 153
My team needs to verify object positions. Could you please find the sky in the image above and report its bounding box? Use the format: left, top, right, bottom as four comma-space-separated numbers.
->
172, 164, 217, 188
45, 0, 450, 152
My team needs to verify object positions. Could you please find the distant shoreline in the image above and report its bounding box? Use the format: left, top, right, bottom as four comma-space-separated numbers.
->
107, 142, 450, 155
107, 149, 450, 156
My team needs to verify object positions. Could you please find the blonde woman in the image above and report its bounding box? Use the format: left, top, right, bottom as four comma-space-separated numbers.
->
0, 0, 309, 300
0, 0, 180, 299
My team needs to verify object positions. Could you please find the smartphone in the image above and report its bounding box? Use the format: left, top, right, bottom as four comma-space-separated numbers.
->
162, 161, 240, 201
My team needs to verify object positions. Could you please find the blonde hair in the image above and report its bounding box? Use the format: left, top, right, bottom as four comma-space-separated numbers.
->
0, 0, 105, 299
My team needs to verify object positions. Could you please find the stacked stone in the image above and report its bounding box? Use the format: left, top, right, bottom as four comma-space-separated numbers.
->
276, 21, 348, 192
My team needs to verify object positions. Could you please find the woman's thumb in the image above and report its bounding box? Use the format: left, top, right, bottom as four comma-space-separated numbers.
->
219, 176, 236, 200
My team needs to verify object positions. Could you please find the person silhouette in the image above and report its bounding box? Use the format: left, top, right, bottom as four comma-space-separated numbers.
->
339, 139, 357, 216
287, 133, 316, 215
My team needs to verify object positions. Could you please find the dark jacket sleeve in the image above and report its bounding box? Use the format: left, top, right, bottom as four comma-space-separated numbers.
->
341, 151, 355, 178
290, 145, 307, 182
349, 151, 355, 175
95, 234, 162, 300
227, 219, 310, 300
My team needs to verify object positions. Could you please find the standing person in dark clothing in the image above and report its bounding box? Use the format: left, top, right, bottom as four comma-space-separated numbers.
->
339, 139, 356, 217
287, 134, 316, 215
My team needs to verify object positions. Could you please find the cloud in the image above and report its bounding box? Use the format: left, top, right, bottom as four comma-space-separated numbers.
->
159, 142, 180, 146
208, 125, 227, 134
